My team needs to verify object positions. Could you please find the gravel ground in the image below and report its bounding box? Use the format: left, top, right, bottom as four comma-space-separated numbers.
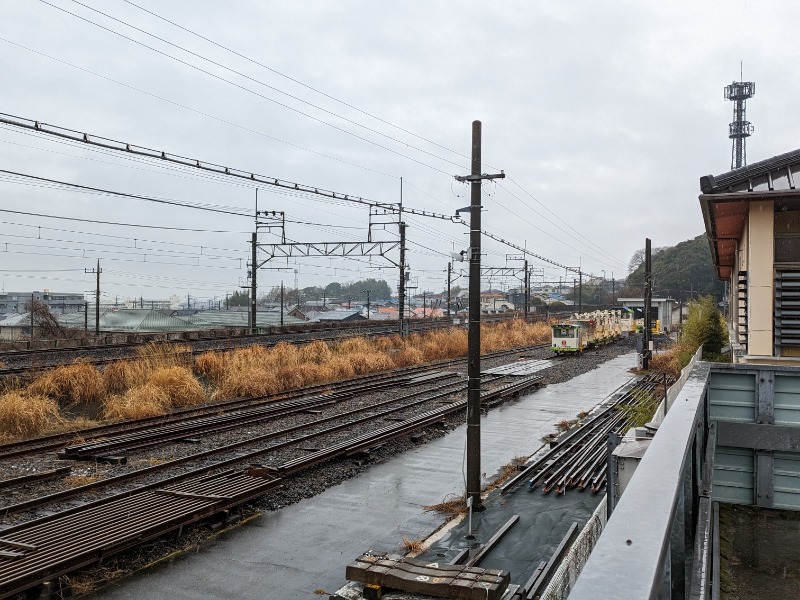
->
2, 337, 635, 598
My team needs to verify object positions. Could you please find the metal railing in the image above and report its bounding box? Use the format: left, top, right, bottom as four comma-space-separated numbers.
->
570, 355, 715, 600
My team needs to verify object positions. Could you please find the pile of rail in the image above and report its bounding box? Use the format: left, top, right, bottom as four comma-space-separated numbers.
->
0, 467, 280, 599
500, 374, 667, 496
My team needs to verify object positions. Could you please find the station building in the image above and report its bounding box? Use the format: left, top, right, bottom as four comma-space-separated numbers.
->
700, 148, 800, 364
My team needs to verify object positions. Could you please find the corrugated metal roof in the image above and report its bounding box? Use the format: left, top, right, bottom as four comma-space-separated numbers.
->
0, 313, 32, 327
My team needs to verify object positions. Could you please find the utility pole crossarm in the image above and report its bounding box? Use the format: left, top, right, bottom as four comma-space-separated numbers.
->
453, 171, 505, 182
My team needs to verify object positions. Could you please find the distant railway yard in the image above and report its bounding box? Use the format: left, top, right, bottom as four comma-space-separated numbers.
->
0, 321, 648, 598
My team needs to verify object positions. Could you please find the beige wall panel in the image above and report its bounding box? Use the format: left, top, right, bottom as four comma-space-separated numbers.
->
749, 330, 772, 356
747, 201, 774, 288
748, 283, 773, 356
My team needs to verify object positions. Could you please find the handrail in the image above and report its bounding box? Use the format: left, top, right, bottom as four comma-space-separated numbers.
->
569, 360, 711, 599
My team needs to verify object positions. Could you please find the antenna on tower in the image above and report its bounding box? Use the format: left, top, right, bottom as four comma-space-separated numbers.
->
724, 69, 755, 170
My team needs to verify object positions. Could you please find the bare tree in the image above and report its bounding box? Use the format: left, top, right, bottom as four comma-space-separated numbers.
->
628, 246, 669, 273
24, 300, 82, 340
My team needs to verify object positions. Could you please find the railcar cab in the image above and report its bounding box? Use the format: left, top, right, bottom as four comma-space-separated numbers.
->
551, 323, 583, 354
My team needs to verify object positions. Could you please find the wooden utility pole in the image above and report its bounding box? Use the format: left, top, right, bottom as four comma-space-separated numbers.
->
454, 121, 505, 509
85, 260, 101, 335
398, 221, 407, 335
643, 238, 652, 369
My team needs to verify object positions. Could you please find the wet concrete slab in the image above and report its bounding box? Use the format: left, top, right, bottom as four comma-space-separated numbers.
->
89, 353, 637, 599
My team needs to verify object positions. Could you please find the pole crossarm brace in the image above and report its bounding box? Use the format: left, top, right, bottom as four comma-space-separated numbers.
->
255, 241, 401, 267
453, 171, 506, 182
0, 112, 397, 211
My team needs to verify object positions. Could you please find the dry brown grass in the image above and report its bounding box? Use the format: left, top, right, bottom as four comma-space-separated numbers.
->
194, 351, 228, 383
137, 341, 192, 369
101, 385, 171, 420
401, 536, 426, 555
0, 391, 63, 439
392, 346, 424, 367
485, 456, 528, 492
424, 493, 468, 516
299, 339, 333, 364
481, 319, 550, 352
215, 370, 280, 400
148, 366, 207, 408
555, 418, 577, 433
648, 347, 683, 378
180, 320, 552, 402
101, 361, 136, 395
28, 360, 105, 406
64, 474, 102, 488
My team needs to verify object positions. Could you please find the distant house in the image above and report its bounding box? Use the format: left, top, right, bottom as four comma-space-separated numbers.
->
302, 310, 367, 323
0, 313, 33, 340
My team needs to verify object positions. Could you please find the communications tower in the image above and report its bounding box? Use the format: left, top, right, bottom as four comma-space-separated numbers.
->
724, 76, 755, 170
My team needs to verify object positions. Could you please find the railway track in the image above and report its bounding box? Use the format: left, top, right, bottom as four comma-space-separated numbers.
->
0, 315, 532, 377
0, 350, 549, 598
0, 346, 542, 462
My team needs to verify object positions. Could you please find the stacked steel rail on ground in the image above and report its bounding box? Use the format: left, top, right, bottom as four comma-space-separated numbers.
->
500, 374, 667, 496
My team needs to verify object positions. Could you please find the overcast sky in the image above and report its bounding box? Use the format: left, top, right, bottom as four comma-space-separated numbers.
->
0, 0, 791, 305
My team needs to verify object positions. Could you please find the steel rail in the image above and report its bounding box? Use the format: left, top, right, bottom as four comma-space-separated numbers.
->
0, 377, 471, 517
0, 344, 543, 461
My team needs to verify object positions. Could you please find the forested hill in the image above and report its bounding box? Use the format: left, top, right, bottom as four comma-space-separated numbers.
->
625, 234, 725, 300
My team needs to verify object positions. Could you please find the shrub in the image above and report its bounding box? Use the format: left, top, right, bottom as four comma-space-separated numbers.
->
194, 351, 227, 383
102, 385, 171, 420
148, 366, 207, 407
28, 361, 105, 406
0, 391, 63, 439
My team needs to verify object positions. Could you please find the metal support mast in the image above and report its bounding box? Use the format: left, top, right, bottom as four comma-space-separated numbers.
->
250, 232, 257, 334
725, 74, 755, 170
85, 260, 101, 335
454, 120, 505, 509
447, 261, 452, 318
524, 259, 529, 322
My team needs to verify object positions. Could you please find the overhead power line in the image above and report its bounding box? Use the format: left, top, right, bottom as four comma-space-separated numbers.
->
0, 112, 397, 209
39, 0, 458, 175
0, 37, 397, 178
0, 168, 250, 216
0, 207, 246, 233
64, 0, 467, 173
504, 177, 627, 268
121, 0, 473, 164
